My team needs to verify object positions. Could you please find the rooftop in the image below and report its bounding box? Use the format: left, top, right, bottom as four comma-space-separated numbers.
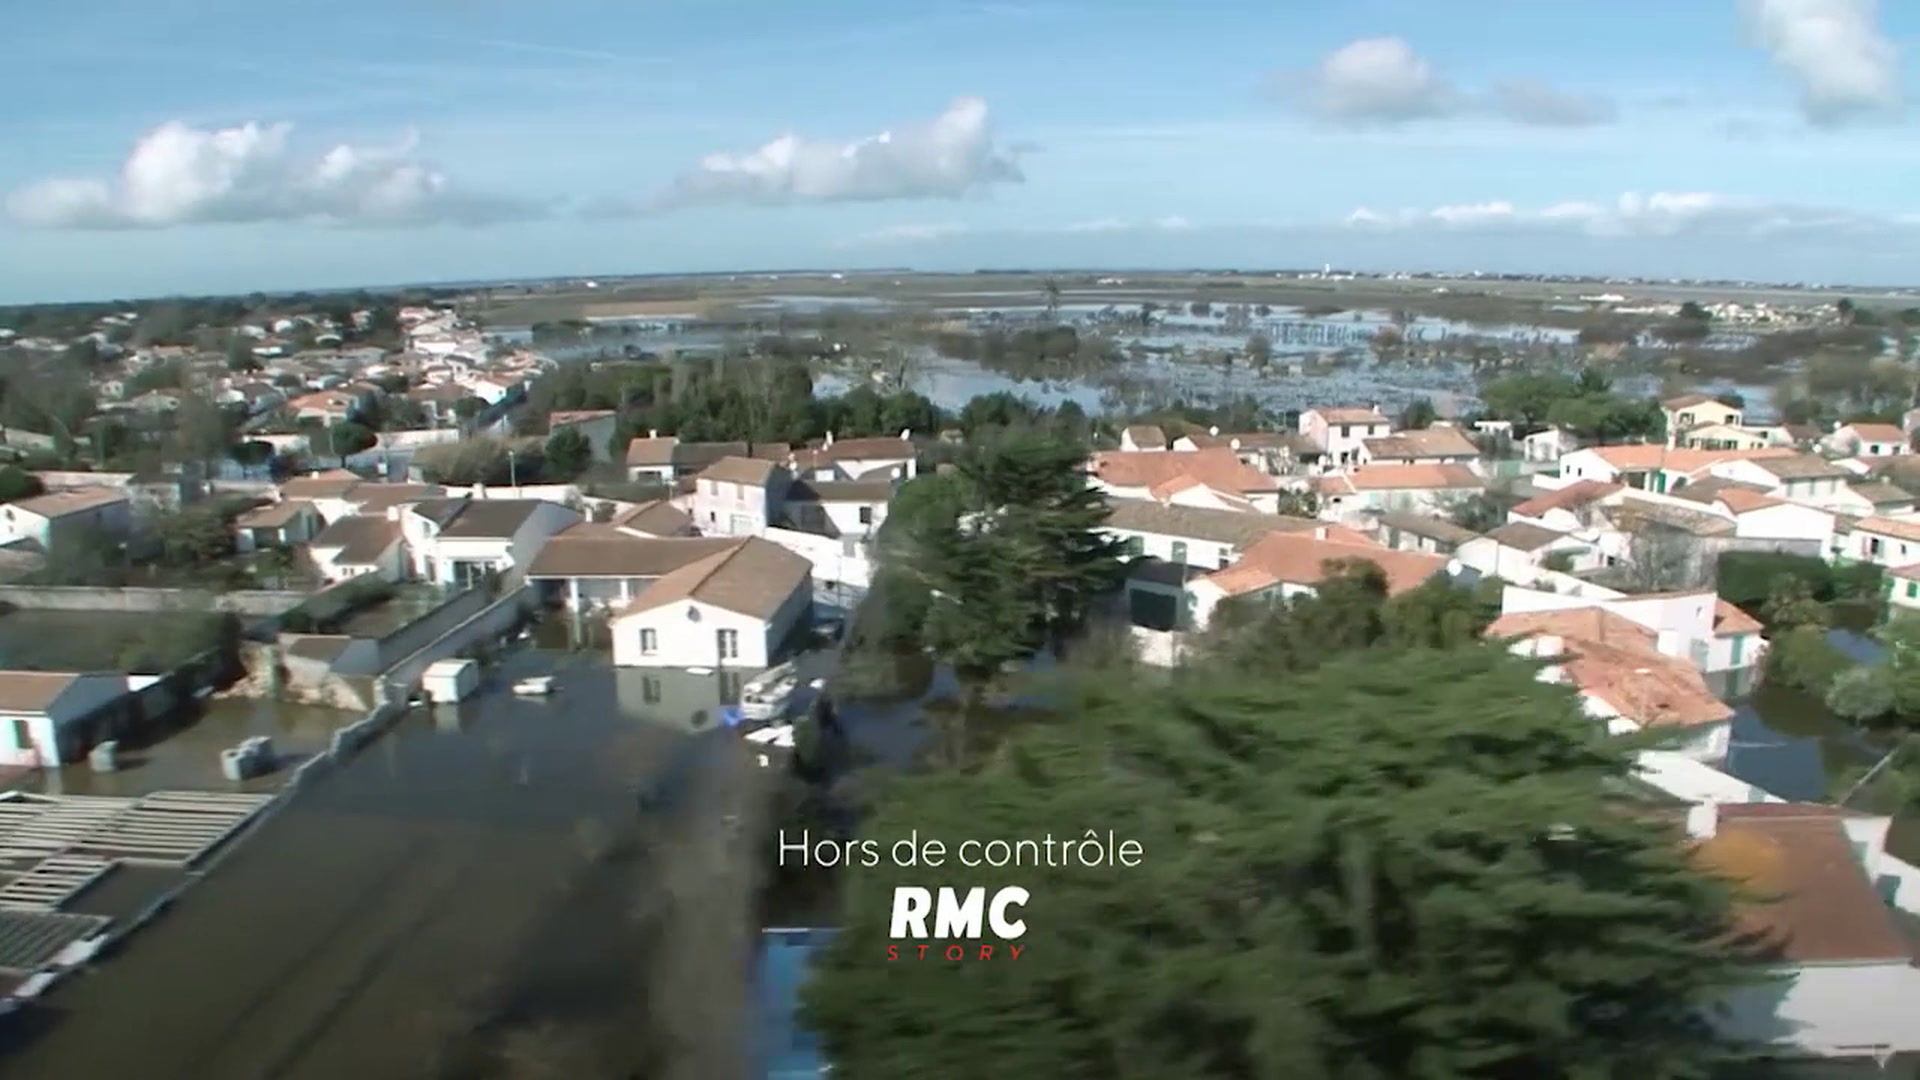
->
5, 488, 129, 519
1511, 479, 1624, 518
1104, 500, 1324, 547
1204, 531, 1443, 598
1090, 447, 1281, 496
526, 532, 740, 578
1487, 607, 1732, 729
619, 537, 811, 620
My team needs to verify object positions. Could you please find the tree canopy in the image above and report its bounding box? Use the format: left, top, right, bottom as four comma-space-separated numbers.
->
801, 646, 1767, 1080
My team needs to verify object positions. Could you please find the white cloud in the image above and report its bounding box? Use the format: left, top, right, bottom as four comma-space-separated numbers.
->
1342, 191, 1896, 239
1294, 37, 1614, 127
6, 121, 531, 230
634, 97, 1024, 213
842, 222, 970, 246
1742, 0, 1901, 124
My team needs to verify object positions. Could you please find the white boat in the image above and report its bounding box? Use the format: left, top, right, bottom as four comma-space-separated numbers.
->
739, 663, 801, 721
512, 676, 556, 696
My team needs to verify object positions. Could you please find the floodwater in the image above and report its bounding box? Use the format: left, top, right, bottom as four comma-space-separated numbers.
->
26, 696, 348, 798
0, 648, 787, 1080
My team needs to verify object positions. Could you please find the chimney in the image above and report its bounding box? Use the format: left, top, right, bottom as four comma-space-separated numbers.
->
1209, 425, 1220, 437
825, 431, 835, 447
1230, 437, 1242, 451
1686, 802, 1719, 840
1313, 526, 1328, 540
1533, 634, 1564, 658
648, 429, 658, 439
899, 428, 910, 441
1656, 629, 1684, 658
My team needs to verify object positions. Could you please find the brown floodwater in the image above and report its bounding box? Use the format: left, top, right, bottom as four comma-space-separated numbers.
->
0, 648, 784, 1080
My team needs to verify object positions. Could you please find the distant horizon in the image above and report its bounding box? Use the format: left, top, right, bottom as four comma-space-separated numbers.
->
7, 262, 1917, 311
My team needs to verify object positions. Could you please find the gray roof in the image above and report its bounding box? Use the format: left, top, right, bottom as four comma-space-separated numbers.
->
786, 479, 895, 503
1376, 512, 1480, 546
1753, 454, 1852, 481
1486, 520, 1568, 552
526, 534, 739, 578
1673, 477, 1772, 505
1103, 500, 1320, 547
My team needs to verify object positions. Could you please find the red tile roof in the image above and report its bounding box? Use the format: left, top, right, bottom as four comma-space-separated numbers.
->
1487, 607, 1731, 729
1204, 531, 1443, 597
1510, 479, 1623, 518
1090, 448, 1281, 495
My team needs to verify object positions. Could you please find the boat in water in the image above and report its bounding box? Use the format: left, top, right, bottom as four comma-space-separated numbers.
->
512, 676, 556, 696
739, 662, 801, 721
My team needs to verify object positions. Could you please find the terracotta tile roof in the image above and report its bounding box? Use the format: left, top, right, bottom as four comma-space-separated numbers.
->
1842, 422, 1907, 444
1582, 444, 1795, 472
1606, 498, 1737, 537
234, 499, 316, 528
1339, 462, 1484, 491
1143, 474, 1257, 509
1121, 424, 1167, 449
0, 671, 82, 713
1486, 520, 1567, 551
1104, 500, 1323, 547
549, 409, 615, 427
697, 456, 783, 487
1311, 407, 1388, 424
1511, 479, 1623, 518
1487, 607, 1732, 729
1361, 426, 1480, 460
278, 470, 364, 500
1090, 448, 1281, 495
307, 516, 401, 564
1674, 477, 1773, 507
786, 479, 896, 503
1713, 599, 1764, 636
626, 436, 679, 467
1856, 515, 1920, 543
1661, 393, 1715, 409
617, 537, 811, 619
611, 499, 693, 536
1203, 531, 1444, 598
6, 488, 130, 518
1692, 807, 1915, 964
526, 532, 739, 578
347, 483, 445, 512
1179, 430, 1308, 454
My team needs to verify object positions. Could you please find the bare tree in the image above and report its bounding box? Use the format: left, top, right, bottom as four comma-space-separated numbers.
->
1624, 526, 1706, 592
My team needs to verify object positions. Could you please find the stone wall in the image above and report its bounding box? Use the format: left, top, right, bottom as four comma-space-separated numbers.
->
0, 585, 307, 615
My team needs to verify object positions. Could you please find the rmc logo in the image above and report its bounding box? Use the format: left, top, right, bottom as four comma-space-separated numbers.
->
885, 886, 1028, 961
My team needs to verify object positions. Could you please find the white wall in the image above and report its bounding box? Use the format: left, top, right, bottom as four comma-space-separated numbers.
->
762, 526, 873, 589
1104, 526, 1239, 570
0, 674, 128, 767
612, 588, 808, 668
313, 541, 404, 584
693, 477, 781, 537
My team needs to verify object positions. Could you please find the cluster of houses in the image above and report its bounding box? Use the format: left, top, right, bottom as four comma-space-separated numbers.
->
1090, 399, 1920, 1071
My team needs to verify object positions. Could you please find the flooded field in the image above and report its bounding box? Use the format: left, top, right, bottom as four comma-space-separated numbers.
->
0, 648, 790, 1080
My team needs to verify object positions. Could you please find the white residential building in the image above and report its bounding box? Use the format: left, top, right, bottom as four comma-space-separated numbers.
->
401, 498, 580, 586
609, 538, 813, 668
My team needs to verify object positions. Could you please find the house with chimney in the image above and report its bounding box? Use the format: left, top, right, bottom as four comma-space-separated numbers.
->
790, 431, 918, 482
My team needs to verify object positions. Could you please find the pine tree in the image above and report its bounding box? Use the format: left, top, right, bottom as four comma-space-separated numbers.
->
801, 647, 1770, 1080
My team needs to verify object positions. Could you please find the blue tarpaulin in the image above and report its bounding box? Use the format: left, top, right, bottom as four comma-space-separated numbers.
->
759, 927, 834, 1078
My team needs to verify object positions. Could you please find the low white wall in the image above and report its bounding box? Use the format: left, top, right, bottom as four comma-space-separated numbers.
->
763, 526, 873, 589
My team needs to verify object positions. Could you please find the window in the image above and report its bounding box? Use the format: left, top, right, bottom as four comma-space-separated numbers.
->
1339, 424, 1351, 438
1907, 582, 1917, 600
706, 480, 717, 495
717, 628, 739, 660
1169, 541, 1188, 564
1729, 634, 1745, 666
858, 506, 874, 526
720, 670, 743, 704
639, 628, 658, 655
1125, 535, 1145, 557
641, 676, 662, 704
1218, 547, 1233, 569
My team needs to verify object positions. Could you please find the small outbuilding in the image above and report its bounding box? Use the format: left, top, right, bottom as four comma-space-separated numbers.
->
420, 658, 480, 704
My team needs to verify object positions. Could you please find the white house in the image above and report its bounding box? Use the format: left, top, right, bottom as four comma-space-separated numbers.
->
1675, 483, 1836, 553
1456, 521, 1601, 585
1660, 393, 1744, 444
1088, 448, 1282, 513
1845, 515, 1920, 568
232, 499, 324, 552
306, 516, 406, 583
1886, 564, 1920, 614
1118, 425, 1168, 452
625, 435, 787, 484
1103, 499, 1344, 570
0, 670, 134, 768
791, 431, 919, 483
1827, 422, 1909, 459
1704, 454, 1857, 509
1299, 406, 1390, 466
1492, 605, 1733, 762
527, 528, 743, 610
1508, 480, 1624, 533
402, 497, 580, 586
1698, 803, 1920, 1073
780, 478, 893, 538
1555, 445, 1794, 494
1182, 530, 1449, 629
1521, 426, 1584, 464
692, 456, 792, 538
610, 537, 813, 668
0, 488, 132, 552
1313, 462, 1484, 522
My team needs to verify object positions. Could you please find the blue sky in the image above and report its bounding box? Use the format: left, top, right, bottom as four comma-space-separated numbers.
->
3, 0, 1917, 302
